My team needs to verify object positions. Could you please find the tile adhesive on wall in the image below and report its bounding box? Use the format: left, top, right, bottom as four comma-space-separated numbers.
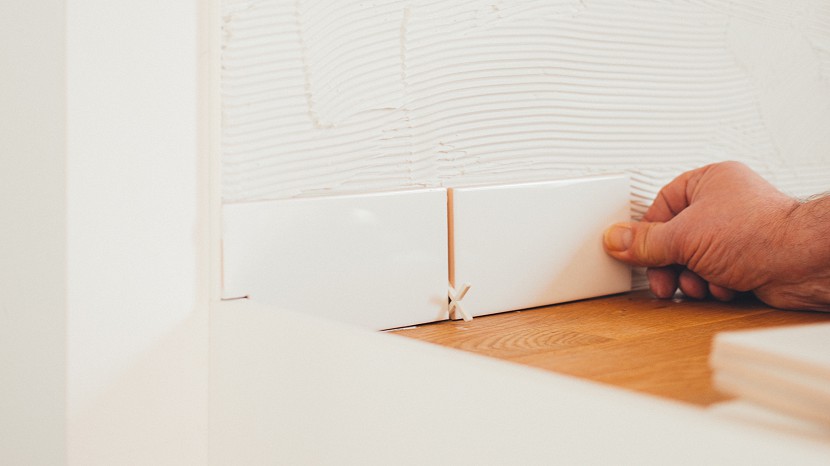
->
221, 0, 830, 290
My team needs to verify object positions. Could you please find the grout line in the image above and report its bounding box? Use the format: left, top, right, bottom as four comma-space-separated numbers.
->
447, 188, 455, 288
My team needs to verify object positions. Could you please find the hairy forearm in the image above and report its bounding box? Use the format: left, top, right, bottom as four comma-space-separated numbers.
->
762, 195, 830, 311
788, 195, 830, 272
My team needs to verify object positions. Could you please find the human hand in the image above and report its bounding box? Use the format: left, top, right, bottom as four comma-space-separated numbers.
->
603, 161, 830, 311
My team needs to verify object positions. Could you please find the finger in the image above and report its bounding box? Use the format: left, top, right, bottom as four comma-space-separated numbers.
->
603, 221, 679, 267
678, 269, 708, 299
646, 266, 678, 299
643, 165, 711, 223
709, 283, 736, 302
643, 174, 692, 222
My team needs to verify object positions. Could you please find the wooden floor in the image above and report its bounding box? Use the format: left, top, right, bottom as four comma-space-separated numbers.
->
392, 291, 830, 406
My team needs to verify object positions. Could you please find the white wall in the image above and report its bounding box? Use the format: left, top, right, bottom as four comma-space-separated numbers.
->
0, 2, 67, 464
222, 0, 830, 211
66, 1, 208, 464
2, 2, 211, 463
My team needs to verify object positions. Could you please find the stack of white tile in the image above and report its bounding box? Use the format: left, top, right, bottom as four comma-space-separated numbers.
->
710, 323, 830, 427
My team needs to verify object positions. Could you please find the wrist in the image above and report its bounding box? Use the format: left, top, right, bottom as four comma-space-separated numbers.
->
785, 195, 830, 271
762, 195, 830, 310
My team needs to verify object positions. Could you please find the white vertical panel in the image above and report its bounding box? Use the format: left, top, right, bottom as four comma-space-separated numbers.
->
223, 189, 449, 329
0, 2, 67, 464
450, 176, 631, 317
66, 1, 208, 464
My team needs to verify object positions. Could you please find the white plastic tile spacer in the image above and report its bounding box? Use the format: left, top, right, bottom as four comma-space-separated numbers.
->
449, 282, 473, 322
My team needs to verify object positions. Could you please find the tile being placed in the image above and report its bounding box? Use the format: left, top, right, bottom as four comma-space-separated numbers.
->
222, 189, 449, 330
448, 176, 631, 318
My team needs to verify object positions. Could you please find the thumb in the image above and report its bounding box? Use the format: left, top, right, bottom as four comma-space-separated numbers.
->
603, 221, 678, 267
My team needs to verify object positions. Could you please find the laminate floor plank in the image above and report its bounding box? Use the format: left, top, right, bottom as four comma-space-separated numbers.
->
393, 291, 830, 406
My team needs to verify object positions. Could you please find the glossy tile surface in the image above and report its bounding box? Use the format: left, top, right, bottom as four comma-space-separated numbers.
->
222, 189, 449, 330
449, 176, 631, 317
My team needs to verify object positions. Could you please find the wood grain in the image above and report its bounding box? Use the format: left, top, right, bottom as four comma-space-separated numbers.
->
391, 291, 830, 406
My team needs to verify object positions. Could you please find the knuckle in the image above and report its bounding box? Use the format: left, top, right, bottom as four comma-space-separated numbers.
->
635, 223, 676, 266
717, 160, 748, 172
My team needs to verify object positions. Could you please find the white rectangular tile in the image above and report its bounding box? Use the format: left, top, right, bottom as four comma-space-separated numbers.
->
222, 189, 449, 330
713, 323, 830, 374
709, 400, 830, 442
449, 176, 631, 318
711, 323, 830, 427
712, 367, 830, 427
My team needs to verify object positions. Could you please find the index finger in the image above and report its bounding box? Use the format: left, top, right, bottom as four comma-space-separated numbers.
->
643, 165, 708, 222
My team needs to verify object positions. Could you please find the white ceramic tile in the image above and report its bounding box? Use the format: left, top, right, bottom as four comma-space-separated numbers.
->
449, 176, 631, 318
711, 323, 830, 427
709, 400, 830, 442
713, 323, 830, 374
712, 368, 830, 427
222, 189, 449, 330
